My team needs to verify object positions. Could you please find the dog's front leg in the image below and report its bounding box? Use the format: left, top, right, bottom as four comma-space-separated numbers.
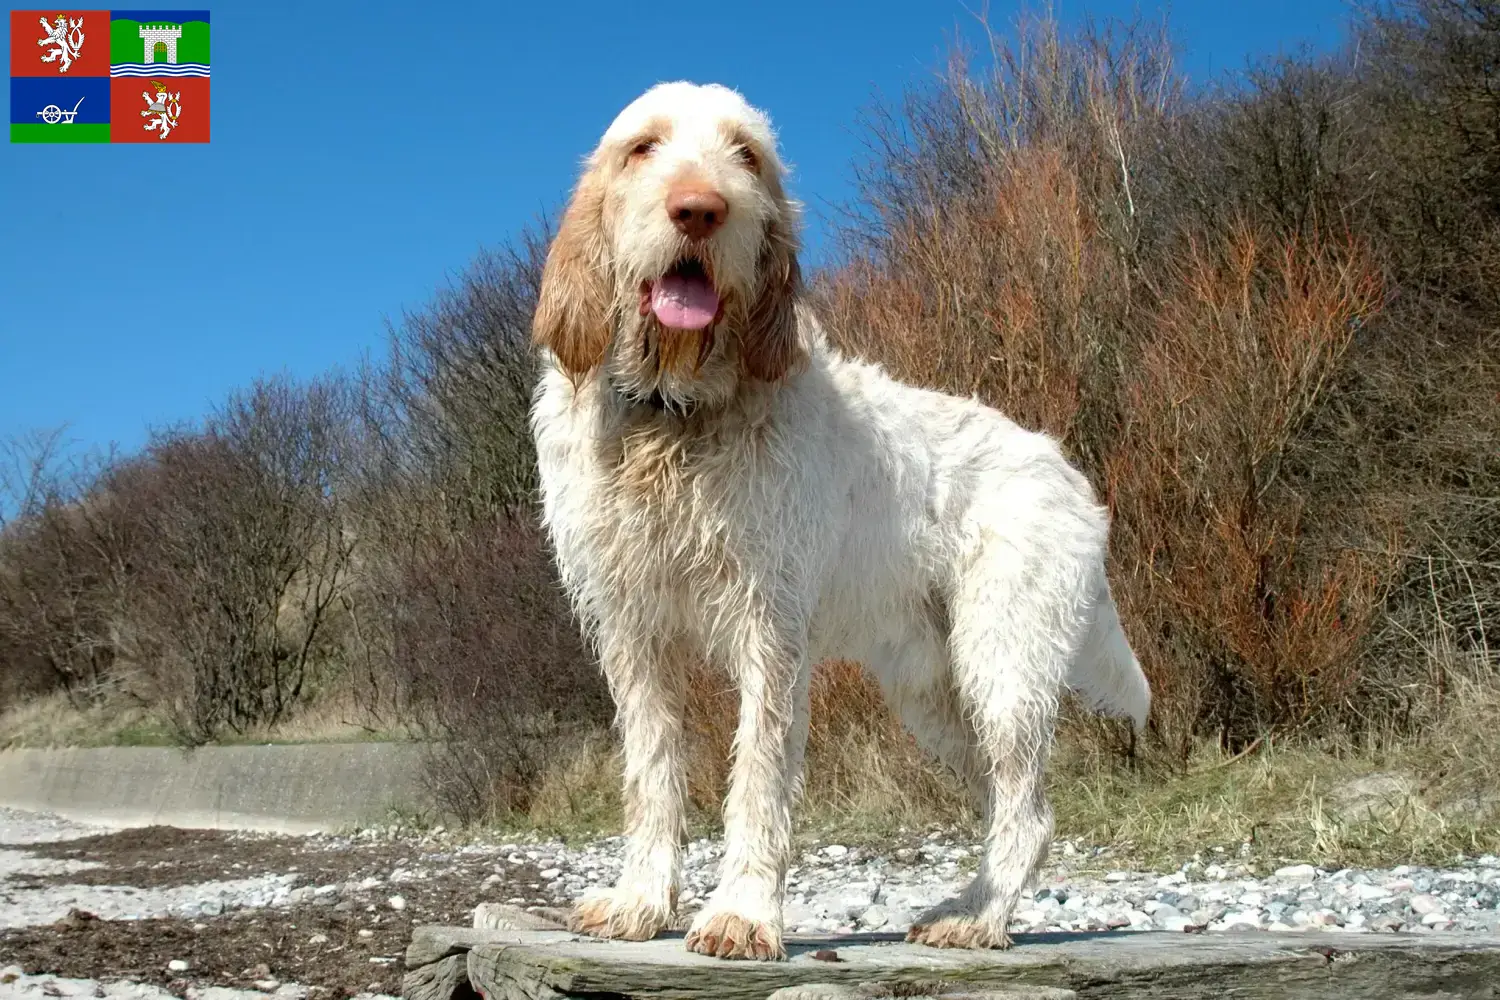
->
685, 620, 811, 961
570, 630, 687, 942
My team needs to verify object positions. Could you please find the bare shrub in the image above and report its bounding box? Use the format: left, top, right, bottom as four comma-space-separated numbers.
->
0, 428, 69, 525
1151, 0, 1500, 711
389, 514, 608, 824
1358, 0, 1500, 294
1104, 226, 1386, 747
371, 238, 548, 526
346, 234, 611, 822
341, 238, 554, 727
836, 14, 1175, 459
830, 144, 1128, 456
130, 376, 357, 743
0, 432, 138, 708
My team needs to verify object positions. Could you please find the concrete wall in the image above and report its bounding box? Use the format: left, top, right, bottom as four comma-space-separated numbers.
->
0, 742, 434, 834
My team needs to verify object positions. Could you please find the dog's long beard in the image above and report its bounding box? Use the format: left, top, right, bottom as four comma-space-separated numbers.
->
608, 306, 720, 412
651, 321, 716, 377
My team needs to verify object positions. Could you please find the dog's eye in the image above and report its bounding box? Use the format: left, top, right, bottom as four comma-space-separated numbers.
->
734, 144, 760, 172
628, 139, 658, 163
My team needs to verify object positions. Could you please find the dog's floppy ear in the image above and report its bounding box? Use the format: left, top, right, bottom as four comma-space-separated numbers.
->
534, 165, 612, 376
738, 217, 804, 382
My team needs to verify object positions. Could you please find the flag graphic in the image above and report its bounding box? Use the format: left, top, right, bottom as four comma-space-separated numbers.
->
10, 9, 209, 142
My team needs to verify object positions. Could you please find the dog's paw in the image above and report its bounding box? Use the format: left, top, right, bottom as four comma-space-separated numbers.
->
568, 887, 671, 942
684, 910, 785, 961
906, 912, 1012, 950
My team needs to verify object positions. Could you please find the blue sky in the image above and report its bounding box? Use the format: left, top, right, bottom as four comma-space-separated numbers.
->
1, 1, 1351, 458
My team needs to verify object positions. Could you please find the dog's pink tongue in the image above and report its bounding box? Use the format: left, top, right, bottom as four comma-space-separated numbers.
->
651, 273, 719, 330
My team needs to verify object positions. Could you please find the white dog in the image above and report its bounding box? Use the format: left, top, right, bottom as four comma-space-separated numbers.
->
530, 82, 1150, 961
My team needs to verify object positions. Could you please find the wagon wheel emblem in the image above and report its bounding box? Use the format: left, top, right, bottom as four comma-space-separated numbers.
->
35, 96, 85, 124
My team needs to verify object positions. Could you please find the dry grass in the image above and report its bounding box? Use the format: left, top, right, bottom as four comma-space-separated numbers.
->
0, 687, 170, 749
0, 683, 404, 750
1050, 670, 1500, 870
505, 662, 975, 841
504, 655, 1500, 866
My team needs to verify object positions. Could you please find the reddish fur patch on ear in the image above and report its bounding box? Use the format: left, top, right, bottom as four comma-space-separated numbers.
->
739, 222, 804, 382
534, 167, 612, 376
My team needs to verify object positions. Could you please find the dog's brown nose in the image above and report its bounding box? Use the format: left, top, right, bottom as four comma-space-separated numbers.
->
666, 186, 729, 240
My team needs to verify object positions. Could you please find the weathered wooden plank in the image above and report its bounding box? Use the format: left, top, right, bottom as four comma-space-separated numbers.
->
405, 924, 578, 969
402, 953, 471, 1000
464, 929, 1500, 1000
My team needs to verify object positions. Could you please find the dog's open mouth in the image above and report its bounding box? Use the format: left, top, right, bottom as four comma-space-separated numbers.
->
640, 257, 721, 331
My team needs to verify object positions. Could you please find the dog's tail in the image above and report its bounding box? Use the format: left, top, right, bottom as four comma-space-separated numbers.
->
1067, 582, 1150, 731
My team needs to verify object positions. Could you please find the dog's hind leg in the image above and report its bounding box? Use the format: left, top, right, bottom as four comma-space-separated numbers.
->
907, 515, 1103, 950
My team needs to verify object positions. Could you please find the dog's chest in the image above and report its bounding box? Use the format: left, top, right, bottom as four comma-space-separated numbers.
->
543, 412, 760, 608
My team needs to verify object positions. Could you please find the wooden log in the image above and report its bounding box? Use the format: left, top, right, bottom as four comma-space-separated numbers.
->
402, 953, 470, 1000
463, 928, 1500, 1000
405, 926, 583, 1000
406, 924, 578, 969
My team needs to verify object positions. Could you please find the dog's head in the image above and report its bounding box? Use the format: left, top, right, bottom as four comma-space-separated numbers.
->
533, 82, 804, 411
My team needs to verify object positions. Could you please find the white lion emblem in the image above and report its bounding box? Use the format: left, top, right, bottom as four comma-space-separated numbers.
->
141, 83, 183, 140
37, 13, 85, 73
